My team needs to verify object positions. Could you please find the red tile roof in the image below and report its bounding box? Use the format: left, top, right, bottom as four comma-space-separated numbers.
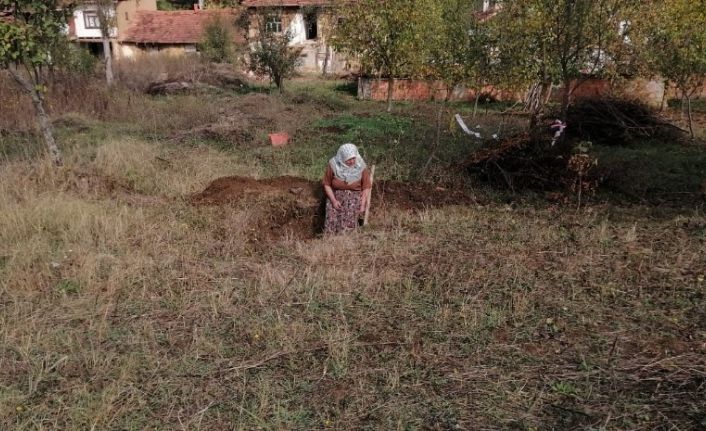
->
241, 0, 333, 7
120, 9, 245, 45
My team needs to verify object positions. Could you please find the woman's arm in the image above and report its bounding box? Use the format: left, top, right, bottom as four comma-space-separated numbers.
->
359, 168, 372, 213
359, 188, 370, 214
323, 165, 341, 210
324, 185, 341, 209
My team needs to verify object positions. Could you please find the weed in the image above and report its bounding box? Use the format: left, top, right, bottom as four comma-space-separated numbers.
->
55, 279, 80, 295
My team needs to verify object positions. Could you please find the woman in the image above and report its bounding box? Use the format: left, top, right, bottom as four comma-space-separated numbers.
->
323, 143, 372, 234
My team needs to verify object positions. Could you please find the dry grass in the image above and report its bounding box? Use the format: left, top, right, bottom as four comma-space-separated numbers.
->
0, 56, 222, 139
1, 133, 705, 429
1, 75, 705, 429
114, 54, 208, 92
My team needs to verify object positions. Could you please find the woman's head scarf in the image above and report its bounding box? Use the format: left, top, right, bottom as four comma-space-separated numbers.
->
329, 143, 366, 183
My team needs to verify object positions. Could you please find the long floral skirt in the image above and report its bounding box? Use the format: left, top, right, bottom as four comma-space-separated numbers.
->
324, 189, 362, 234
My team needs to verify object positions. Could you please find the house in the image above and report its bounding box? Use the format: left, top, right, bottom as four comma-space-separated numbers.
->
241, 0, 351, 75
68, 0, 157, 57
118, 8, 245, 58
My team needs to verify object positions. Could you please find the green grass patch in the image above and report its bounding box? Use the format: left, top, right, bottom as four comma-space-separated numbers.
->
596, 140, 706, 202
0, 131, 44, 161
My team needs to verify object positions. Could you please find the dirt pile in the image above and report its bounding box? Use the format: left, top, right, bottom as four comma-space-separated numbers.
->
193, 176, 476, 241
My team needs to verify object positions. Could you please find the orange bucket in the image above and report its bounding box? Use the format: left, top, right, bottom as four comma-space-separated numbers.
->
269, 132, 289, 147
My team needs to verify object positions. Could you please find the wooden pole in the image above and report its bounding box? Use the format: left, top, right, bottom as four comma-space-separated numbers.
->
363, 165, 375, 226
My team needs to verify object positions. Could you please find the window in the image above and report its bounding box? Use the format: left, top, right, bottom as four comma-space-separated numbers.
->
125, 12, 129, 21
304, 11, 317, 40
84, 11, 100, 29
265, 15, 282, 33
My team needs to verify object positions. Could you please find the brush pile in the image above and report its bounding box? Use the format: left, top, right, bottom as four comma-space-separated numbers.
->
463, 97, 686, 194
463, 132, 569, 191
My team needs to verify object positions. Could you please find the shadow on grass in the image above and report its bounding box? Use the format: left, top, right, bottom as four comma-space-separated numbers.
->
333, 80, 358, 97
0, 131, 44, 161
595, 140, 706, 206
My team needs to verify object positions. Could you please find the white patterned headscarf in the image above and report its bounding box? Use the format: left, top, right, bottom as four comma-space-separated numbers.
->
329, 143, 366, 183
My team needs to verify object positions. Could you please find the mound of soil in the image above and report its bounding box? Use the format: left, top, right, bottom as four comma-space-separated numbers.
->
193, 176, 476, 241
193, 176, 321, 206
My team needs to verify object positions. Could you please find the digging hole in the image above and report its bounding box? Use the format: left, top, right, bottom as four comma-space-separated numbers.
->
193, 176, 477, 241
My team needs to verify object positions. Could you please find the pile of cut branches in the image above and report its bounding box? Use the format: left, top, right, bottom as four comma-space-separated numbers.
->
463, 97, 688, 195
462, 132, 571, 192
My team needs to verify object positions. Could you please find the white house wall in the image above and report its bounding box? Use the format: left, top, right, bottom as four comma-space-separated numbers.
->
287, 12, 306, 44
73, 7, 117, 39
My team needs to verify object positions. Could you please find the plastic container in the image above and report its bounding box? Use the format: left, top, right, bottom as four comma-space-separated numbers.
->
269, 132, 289, 147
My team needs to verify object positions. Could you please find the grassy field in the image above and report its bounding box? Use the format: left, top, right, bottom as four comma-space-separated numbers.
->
1, 74, 705, 430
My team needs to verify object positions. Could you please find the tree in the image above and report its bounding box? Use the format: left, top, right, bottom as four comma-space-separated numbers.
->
200, 16, 235, 63
245, 8, 302, 93
0, 0, 73, 166
427, 0, 493, 110
640, 0, 706, 139
331, 0, 439, 112
93, 0, 115, 85
490, 0, 638, 136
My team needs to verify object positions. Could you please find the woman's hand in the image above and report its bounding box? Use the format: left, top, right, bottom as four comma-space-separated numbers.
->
324, 185, 341, 210
359, 196, 368, 214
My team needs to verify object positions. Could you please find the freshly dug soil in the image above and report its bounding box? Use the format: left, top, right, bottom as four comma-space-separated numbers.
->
193, 176, 476, 241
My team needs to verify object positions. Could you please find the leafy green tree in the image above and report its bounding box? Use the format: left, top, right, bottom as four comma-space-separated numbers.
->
640, 0, 706, 138
52, 40, 97, 76
200, 17, 235, 63
331, 0, 439, 112
491, 0, 638, 134
428, 0, 493, 109
245, 8, 302, 93
0, 0, 73, 165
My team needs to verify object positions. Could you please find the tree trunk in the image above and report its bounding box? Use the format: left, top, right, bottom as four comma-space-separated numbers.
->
103, 38, 114, 85
321, 44, 331, 77
659, 80, 669, 113
276, 74, 284, 93
686, 94, 694, 139
386, 78, 394, 113
560, 79, 571, 122
7, 67, 63, 166
30, 91, 63, 166
526, 82, 545, 142
472, 92, 481, 119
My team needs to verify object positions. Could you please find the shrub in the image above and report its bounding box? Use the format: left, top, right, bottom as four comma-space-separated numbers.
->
52, 42, 97, 76
248, 27, 302, 93
199, 18, 235, 64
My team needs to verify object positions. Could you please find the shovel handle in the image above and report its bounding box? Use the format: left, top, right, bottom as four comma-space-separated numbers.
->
363, 165, 375, 226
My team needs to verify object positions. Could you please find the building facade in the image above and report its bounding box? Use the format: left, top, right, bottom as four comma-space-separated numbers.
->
241, 0, 352, 75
